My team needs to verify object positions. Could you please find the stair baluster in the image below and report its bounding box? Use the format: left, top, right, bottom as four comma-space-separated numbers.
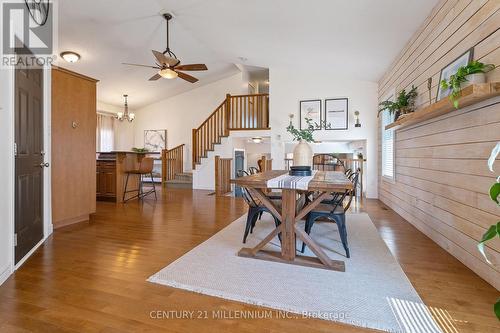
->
192, 93, 269, 169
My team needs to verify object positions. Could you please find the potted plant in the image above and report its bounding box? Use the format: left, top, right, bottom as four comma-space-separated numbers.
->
478, 142, 500, 320
440, 60, 496, 108
378, 86, 418, 121
286, 114, 330, 167
131, 147, 149, 153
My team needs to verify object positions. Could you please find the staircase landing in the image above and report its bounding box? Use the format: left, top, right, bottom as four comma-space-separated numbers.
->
164, 172, 193, 189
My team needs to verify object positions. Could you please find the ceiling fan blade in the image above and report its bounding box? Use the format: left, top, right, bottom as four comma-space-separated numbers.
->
174, 64, 208, 71
122, 62, 159, 69
149, 73, 162, 81
176, 71, 198, 83
152, 50, 179, 67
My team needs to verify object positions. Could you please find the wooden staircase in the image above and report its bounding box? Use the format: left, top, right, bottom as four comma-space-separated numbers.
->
192, 93, 269, 169
164, 172, 193, 189
162, 144, 192, 188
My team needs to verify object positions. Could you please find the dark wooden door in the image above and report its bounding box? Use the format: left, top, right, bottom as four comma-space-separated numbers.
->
15, 66, 44, 264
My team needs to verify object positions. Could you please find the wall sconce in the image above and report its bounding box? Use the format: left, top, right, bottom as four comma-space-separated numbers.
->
354, 110, 361, 127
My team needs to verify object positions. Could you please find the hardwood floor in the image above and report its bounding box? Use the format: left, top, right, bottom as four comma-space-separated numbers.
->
0, 188, 498, 332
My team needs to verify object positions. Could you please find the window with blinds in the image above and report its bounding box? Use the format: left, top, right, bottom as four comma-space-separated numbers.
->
381, 110, 395, 179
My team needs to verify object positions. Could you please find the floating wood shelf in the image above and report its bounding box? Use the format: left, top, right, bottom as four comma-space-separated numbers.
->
385, 82, 500, 130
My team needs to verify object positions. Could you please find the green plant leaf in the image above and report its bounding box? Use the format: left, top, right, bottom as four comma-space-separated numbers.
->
491, 183, 500, 204
488, 142, 500, 172
478, 222, 500, 264
495, 299, 500, 320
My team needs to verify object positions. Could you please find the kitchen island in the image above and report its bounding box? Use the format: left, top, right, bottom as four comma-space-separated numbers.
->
96, 151, 159, 202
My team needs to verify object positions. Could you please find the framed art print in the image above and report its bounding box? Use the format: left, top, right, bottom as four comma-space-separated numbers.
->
436, 48, 473, 101
144, 130, 167, 152
299, 99, 322, 130
325, 98, 348, 130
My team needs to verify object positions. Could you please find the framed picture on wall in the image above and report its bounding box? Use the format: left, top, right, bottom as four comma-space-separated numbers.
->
324, 98, 348, 130
436, 48, 473, 102
144, 130, 167, 152
299, 99, 322, 130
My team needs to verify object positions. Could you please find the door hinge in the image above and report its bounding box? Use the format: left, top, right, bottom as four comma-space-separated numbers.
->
14, 233, 17, 247
14, 142, 17, 156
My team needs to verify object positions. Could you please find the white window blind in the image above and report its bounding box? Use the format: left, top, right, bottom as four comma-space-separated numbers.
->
381, 110, 395, 179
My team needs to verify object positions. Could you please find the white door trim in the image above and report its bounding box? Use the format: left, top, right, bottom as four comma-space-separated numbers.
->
8, 65, 53, 273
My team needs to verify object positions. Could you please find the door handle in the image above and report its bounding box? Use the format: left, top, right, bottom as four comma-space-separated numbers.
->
39, 162, 50, 168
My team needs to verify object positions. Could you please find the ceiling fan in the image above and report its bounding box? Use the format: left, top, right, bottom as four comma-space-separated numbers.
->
122, 13, 207, 83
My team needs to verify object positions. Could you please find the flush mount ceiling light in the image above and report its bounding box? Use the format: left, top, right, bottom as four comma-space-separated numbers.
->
122, 13, 208, 83
60, 51, 81, 63
252, 137, 263, 144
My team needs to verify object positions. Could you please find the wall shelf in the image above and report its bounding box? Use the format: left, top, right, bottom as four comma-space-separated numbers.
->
385, 82, 500, 131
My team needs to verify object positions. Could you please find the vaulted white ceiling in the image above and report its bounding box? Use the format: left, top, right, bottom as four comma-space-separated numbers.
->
56, 0, 439, 109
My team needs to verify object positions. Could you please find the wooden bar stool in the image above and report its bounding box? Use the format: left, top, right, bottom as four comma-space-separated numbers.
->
123, 157, 157, 202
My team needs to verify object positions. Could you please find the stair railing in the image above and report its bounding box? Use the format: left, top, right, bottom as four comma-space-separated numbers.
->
162, 144, 185, 182
215, 155, 232, 196
192, 93, 269, 169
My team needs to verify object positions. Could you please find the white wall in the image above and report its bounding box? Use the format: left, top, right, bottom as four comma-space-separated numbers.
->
269, 67, 379, 198
0, 67, 14, 285
132, 73, 245, 170
96, 101, 135, 151
192, 130, 270, 190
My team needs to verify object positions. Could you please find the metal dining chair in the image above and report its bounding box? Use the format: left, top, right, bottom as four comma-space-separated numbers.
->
248, 166, 260, 175
301, 171, 360, 257
240, 185, 282, 244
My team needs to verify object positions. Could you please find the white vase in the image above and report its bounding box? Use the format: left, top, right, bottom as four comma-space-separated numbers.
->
293, 140, 313, 167
461, 73, 486, 89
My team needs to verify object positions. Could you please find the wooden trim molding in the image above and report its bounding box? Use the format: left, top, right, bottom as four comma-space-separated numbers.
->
52, 66, 99, 83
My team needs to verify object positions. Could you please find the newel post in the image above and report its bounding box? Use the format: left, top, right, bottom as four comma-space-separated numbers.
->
225, 94, 231, 136
214, 155, 220, 195
192, 128, 197, 170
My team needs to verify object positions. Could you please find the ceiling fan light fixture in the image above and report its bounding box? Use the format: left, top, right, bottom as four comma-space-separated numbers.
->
159, 68, 178, 79
60, 51, 80, 63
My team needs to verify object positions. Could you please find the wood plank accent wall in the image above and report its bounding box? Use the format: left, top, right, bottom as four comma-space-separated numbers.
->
51, 67, 98, 228
377, 0, 500, 290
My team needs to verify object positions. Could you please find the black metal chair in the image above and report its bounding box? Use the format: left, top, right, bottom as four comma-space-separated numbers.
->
301, 172, 360, 257
344, 168, 353, 178
239, 184, 281, 244
248, 166, 260, 175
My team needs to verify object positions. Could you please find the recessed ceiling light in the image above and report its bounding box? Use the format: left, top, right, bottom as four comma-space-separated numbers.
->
60, 51, 81, 63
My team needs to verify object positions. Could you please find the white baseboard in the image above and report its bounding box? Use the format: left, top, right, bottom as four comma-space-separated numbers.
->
14, 237, 45, 270
0, 264, 12, 286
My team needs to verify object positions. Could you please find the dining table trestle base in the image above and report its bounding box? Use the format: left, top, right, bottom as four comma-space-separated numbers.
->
231, 171, 353, 273
237, 248, 345, 271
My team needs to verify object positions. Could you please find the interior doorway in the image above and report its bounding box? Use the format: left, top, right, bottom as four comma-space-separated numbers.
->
234, 150, 245, 197
14, 66, 45, 264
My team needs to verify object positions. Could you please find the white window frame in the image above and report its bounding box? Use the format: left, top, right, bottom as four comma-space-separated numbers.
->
381, 91, 395, 182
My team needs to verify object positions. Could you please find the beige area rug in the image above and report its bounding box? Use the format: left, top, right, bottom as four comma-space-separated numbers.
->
148, 213, 442, 333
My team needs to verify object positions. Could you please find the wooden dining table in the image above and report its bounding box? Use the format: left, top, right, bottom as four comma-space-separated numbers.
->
231, 170, 353, 272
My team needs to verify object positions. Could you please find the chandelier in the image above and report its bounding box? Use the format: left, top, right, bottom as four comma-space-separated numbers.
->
116, 95, 135, 122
